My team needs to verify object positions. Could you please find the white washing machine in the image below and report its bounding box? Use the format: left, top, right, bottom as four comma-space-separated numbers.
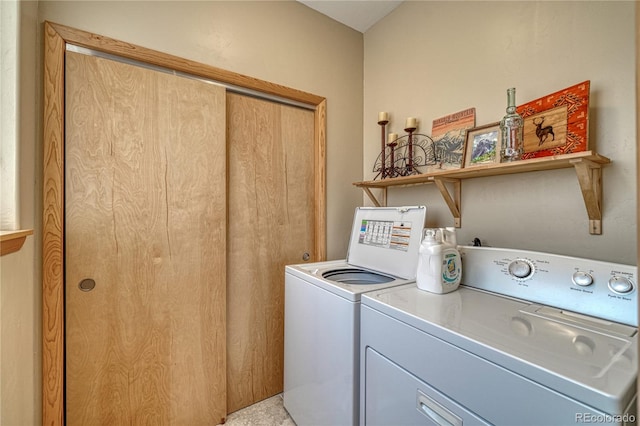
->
283, 206, 427, 426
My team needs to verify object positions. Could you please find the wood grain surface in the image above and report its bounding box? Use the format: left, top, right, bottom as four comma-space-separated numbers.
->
47, 21, 323, 107
65, 51, 227, 425
226, 93, 315, 413
42, 23, 66, 426
42, 22, 326, 425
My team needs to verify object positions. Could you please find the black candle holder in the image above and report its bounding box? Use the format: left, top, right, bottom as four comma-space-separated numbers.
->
386, 140, 399, 178
404, 126, 419, 176
378, 118, 389, 179
372, 133, 439, 179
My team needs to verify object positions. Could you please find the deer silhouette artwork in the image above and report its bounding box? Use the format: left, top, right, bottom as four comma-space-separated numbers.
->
533, 117, 555, 146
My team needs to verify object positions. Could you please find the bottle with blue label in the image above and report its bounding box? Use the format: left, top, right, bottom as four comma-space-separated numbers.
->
416, 228, 462, 294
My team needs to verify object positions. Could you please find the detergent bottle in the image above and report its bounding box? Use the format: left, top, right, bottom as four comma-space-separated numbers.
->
416, 228, 462, 294
416, 228, 442, 292
439, 227, 462, 293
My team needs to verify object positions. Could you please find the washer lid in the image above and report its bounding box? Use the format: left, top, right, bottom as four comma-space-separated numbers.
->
346, 206, 426, 280
321, 268, 395, 285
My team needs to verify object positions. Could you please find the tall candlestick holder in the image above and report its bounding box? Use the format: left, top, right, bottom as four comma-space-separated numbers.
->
387, 140, 398, 178
371, 133, 436, 180
378, 118, 389, 178
404, 125, 419, 175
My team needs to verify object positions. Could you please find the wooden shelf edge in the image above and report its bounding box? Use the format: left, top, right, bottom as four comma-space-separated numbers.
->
354, 151, 610, 189
1, 229, 34, 256
354, 151, 611, 235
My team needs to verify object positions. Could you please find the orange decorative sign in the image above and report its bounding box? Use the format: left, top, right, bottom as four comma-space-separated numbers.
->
517, 81, 590, 159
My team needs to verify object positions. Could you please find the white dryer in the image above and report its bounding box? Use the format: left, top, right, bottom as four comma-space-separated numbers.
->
283, 206, 426, 426
360, 246, 637, 425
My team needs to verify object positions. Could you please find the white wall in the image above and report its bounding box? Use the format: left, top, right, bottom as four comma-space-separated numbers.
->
1, 240, 37, 426
1, 0, 19, 230
364, 1, 636, 264
1, 1, 40, 425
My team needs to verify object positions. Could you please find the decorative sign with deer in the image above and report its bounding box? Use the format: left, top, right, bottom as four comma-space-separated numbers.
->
517, 80, 590, 160
521, 105, 568, 154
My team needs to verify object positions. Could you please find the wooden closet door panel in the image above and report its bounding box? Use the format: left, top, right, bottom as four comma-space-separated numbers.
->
226, 93, 315, 413
65, 51, 227, 425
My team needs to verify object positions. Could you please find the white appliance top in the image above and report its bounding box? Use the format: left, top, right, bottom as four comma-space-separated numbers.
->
458, 246, 637, 326
361, 246, 638, 414
346, 206, 426, 280
286, 260, 416, 301
284, 206, 426, 301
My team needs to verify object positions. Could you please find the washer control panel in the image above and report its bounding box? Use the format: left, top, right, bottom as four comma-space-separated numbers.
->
608, 275, 635, 294
459, 246, 638, 327
507, 259, 535, 280
571, 271, 593, 287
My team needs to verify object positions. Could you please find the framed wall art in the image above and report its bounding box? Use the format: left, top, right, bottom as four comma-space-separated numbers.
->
429, 107, 476, 172
463, 122, 501, 168
516, 80, 590, 160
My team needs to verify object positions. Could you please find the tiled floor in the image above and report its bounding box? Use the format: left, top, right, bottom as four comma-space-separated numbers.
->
221, 394, 296, 426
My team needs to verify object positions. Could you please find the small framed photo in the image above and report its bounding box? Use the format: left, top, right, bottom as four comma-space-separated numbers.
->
463, 122, 501, 168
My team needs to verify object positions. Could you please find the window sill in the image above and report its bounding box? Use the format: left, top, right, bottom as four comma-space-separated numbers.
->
1, 229, 34, 256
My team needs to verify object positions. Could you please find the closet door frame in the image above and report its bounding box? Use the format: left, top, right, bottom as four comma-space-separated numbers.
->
42, 21, 327, 426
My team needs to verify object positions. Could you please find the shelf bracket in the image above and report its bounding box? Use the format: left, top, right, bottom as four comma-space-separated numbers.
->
434, 178, 461, 228
362, 187, 387, 207
570, 158, 603, 235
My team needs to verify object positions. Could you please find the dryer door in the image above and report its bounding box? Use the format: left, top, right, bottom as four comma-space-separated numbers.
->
363, 348, 489, 426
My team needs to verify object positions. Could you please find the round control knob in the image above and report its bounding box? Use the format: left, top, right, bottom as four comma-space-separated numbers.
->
608, 276, 634, 294
572, 271, 594, 287
508, 259, 533, 279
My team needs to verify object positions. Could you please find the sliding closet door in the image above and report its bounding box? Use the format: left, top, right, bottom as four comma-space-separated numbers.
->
65, 51, 227, 425
226, 93, 316, 412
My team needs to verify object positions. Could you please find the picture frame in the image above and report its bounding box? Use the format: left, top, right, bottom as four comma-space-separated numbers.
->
427, 107, 476, 172
463, 122, 501, 168
516, 80, 590, 160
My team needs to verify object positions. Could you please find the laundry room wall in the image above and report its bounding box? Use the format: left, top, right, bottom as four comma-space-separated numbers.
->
364, 1, 636, 264
1, 2, 39, 425
5, 2, 364, 423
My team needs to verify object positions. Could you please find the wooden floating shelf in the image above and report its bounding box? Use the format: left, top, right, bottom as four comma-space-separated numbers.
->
353, 151, 610, 235
1, 229, 34, 256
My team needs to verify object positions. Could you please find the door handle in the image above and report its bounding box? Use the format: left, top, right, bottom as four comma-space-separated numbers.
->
417, 390, 462, 426
78, 278, 96, 292
302, 252, 310, 261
